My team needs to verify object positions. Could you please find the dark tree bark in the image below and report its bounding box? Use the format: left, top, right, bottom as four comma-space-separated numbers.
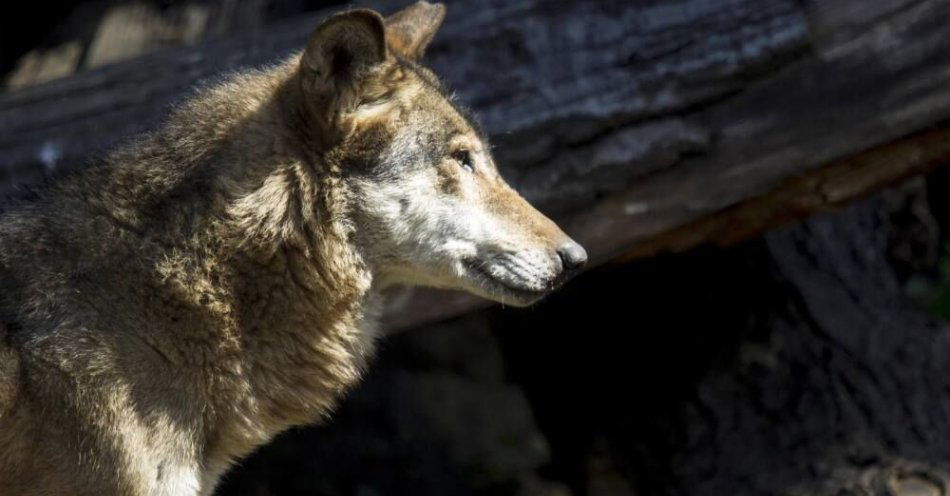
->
4, 2, 950, 494
495, 194, 950, 495
3, 0, 950, 331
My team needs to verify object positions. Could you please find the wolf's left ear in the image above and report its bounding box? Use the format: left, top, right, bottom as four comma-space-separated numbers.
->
301, 9, 388, 124
385, 1, 446, 60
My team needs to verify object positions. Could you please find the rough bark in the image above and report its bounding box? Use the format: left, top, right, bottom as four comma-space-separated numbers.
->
3, 0, 950, 331
495, 193, 950, 495
4, 2, 950, 494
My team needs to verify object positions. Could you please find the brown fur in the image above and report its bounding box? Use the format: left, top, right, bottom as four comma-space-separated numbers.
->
0, 3, 584, 495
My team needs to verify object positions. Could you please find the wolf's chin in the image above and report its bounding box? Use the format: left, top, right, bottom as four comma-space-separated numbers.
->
461, 259, 550, 307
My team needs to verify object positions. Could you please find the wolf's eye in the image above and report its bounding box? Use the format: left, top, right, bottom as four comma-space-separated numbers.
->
453, 150, 475, 173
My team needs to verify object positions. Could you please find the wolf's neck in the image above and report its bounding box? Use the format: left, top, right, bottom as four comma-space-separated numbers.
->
60, 59, 383, 456
200, 170, 382, 466
177, 66, 383, 457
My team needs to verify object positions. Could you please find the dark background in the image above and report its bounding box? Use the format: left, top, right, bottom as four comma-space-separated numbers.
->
4, 1, 950, 495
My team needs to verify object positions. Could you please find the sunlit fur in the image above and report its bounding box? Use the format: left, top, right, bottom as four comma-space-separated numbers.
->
0, 3, 582, 495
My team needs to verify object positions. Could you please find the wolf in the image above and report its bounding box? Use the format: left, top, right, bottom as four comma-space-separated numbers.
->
0, 2, 586, 494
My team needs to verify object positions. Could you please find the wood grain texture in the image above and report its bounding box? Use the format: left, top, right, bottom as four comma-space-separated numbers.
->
2, 0, 950, 330
494, 194, 950, 495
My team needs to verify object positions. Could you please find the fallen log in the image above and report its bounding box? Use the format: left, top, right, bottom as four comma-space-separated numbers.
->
2, 0, 950, 330
496, 193, 950, 495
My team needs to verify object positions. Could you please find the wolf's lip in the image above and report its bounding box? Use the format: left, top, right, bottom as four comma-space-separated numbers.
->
463, 260, 550, 301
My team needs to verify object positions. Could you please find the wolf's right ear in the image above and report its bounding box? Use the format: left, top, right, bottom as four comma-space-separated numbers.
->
300, 10, 388, 125
385, 1, 446, 60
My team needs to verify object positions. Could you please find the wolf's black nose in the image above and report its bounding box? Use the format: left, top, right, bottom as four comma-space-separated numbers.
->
557, 242, 588, 271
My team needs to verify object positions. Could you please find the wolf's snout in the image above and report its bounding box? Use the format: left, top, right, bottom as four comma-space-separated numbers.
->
556, 241, 588, 272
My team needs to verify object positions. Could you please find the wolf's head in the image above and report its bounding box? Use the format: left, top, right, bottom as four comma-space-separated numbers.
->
297, 2, 586, 307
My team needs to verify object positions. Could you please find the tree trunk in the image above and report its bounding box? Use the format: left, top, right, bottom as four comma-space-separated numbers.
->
5, 1, 949, 493
495, 192, 950, 495
3, 0, 950, 331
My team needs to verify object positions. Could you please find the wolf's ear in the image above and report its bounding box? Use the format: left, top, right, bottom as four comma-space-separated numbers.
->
385, 1, 446, 60
301, 10, 388, 121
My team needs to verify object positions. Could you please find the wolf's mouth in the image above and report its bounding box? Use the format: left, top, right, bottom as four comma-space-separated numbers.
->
463, 260, 550, 305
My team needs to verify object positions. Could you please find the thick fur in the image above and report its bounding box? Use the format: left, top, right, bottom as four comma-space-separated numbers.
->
0, 3, 584, 495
